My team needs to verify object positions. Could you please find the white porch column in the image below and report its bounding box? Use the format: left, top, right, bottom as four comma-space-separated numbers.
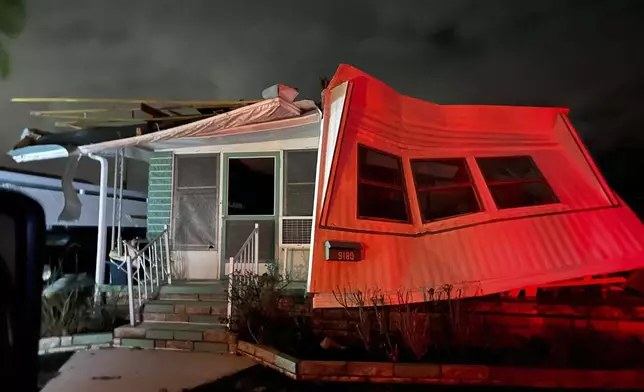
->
88, 153, 109, 303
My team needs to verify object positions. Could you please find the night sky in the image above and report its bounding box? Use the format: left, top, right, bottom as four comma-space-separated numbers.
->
1, 1, 644, 211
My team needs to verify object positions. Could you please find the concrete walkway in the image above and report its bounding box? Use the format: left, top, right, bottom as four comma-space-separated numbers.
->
42, 348, 255, 392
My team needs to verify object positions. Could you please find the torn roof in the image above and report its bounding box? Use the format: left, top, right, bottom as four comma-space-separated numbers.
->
8, 85, 320, 163
78, 98, 319, 154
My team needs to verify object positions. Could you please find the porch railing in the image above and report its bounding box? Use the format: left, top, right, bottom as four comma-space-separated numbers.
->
227, 223, 259, 328
121, 225, 173, 326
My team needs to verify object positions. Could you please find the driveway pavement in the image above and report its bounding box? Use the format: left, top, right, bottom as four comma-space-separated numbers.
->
42, 348, 255, 392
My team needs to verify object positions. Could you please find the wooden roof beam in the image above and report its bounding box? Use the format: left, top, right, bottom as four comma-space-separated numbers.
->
140, 103, 169, 118
11, 97, 262, 107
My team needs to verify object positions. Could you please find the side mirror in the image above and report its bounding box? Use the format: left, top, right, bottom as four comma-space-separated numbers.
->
0, 189, 46, 392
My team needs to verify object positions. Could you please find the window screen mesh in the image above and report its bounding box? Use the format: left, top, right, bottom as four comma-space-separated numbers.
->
281, 218, 313, 245
285, 184, 315, 216
284, 150, 317, 217
175, 155, 218, 188
173, 154, 219, 248
286, 150, 317, 183
174, 189, 218, 248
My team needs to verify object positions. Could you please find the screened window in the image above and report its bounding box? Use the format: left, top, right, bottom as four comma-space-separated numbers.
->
411, 159, 480, 222
477, 156, 558, 210
357, 146, 409, 222
284, 150, 317, 216
172, 154, 219, 248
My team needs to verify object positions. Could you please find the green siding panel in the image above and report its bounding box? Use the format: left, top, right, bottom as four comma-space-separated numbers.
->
148, 225, 168, 233
149, 185, 172, 192
148, 207, 171, 214
149, 168, 172, 176
149, 177, 173, 185
148, 152, 173, 239
149, 158, 172, 165
147, 217, 170, 225
149, 197, 171, 205
148, 191, 172, 199
148, 211, 171, 218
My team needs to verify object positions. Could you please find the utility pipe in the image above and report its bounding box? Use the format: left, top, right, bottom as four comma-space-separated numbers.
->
89, 153, 108, 304
110, 153, 118, 254
117, 149, 125, 256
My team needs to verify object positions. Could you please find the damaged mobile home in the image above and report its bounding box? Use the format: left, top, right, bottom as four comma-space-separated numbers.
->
7, 65, 644, 315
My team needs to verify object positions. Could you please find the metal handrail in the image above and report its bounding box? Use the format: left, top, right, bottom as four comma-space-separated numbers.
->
232, 223, 260, 274
123, 225, 173, 325
227, 223, 259, 328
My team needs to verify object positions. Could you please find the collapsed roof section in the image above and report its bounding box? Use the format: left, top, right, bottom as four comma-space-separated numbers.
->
7, 85, 320, 163
78, 98, 318, 153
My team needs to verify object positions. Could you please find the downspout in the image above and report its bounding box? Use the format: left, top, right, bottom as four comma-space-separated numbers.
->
88, 153, 108, 304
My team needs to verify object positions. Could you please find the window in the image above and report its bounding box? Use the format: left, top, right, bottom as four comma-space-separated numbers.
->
357, 146, 410, 222
227, 157, 275, 215
172, 154, 219, 248
282, 150, 317, 246
284, 150, 317, 216
477, 156, 558, 210
411, 159, 480, 222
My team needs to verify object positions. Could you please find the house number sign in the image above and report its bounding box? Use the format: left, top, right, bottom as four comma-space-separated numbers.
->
324, 240, 362, 262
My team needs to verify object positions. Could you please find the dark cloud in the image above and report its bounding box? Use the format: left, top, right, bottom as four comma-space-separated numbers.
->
0, 0, 643, 198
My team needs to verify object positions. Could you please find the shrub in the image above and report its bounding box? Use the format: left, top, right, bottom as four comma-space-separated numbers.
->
41, 288, 93, 337
331, 284, 473, 362
227, 269, 291, 345
41, 283, 129, 337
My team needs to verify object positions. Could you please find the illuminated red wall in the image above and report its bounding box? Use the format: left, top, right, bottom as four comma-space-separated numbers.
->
309, 65, 644, 308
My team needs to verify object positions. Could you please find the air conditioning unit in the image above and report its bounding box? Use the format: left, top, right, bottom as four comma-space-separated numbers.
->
279, 216, 313, 248
279, 216, 313, 280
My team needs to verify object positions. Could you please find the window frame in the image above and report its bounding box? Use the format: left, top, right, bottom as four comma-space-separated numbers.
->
476, 155, 559, 210
283, 149, 318, 217
410, 157, 483, 223
172, 153, 219, 250
356, 144, 412, 224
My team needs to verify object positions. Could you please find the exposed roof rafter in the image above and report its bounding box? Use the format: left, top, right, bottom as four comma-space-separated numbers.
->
11, 97, 262, 130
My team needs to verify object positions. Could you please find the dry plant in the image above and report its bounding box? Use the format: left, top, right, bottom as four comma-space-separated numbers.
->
330, 282, 479, 362
227, 269, 291, 344
397, 289, 431, 361
41, 284, 129, 338
41, 288, 92, 337
332, 286, 371, 352
370, 289, 397, 361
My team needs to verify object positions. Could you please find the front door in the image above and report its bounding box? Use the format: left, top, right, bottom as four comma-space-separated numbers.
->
172, 153, 220, 279
221, 152, 280, 277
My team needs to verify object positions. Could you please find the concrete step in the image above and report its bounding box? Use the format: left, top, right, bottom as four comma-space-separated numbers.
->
143, 312, 225, 323
158, 281, 227, 301
144, 299, 227, 315
114, 321, 235, 353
